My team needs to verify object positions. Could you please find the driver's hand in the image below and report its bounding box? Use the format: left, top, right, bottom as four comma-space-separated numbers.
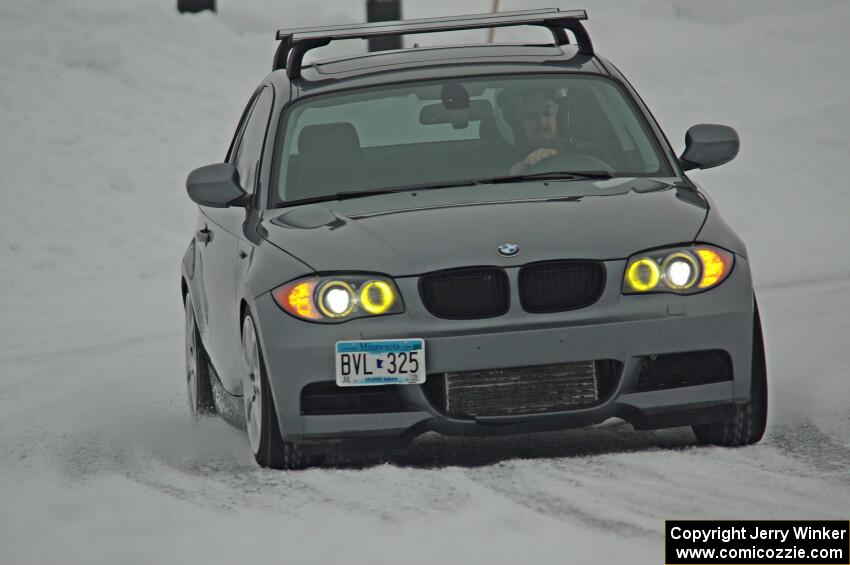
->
510, 148, 558, 176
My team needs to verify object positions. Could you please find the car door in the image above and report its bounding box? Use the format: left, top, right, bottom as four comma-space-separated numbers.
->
198, 86, 274, 394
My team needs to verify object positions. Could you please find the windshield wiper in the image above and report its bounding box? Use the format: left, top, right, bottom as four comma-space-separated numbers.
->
274, 179, 482, 208
479, 170, 614, 184
273, 171, 613, 208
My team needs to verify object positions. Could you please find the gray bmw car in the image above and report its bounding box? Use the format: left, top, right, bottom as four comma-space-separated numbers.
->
181, 9, 767, 469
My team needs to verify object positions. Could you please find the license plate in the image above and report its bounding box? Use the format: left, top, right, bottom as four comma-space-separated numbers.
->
335, 339, 426, 387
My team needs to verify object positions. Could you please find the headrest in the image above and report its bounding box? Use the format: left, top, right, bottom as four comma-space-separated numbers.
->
298, 122, 361, 154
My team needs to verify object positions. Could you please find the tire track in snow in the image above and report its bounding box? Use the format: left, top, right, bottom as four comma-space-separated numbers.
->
51, 427, 335, 516
770, 420, 850, 484
462, 460, 658, 538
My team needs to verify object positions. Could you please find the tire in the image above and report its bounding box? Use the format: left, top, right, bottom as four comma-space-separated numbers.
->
242, 314, 317, 470
185, 294, 216, 418
692, 298, 768, 446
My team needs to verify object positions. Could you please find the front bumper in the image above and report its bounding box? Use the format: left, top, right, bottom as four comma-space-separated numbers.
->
252, 257, 754, 444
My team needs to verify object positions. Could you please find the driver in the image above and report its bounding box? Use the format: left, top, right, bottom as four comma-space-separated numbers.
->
501, 87, 566, 176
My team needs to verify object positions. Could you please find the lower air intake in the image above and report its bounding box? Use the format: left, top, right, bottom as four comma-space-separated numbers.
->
636, 350, 733, 392
424, 360, 621, 417
300, 382, 408, 415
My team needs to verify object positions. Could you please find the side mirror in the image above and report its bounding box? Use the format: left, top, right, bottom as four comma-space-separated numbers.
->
679, 124, 739, 171
186, 163, 248, 208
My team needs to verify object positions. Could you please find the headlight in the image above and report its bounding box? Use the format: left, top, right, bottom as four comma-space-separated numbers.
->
317, 280, 355, 318
272, 274, 403, 322
359, 280, 397, 315
622, 245, 734, 294
661, 252, 699, 290
625, 257, 661, 292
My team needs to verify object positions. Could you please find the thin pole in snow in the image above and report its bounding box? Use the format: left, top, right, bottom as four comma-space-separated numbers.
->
487, 0, 501, 43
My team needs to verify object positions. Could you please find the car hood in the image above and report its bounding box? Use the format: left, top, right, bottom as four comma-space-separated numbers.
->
260, 178, 708, 277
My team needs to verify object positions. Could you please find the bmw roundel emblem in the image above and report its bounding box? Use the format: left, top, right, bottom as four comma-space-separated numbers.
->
497, 243, 521, 257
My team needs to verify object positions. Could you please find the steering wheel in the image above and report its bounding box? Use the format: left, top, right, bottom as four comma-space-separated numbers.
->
575, 140, 618, 168
526, 147, 614, 175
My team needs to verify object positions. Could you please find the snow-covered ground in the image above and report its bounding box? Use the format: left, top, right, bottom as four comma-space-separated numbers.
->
1, 1, 848, 563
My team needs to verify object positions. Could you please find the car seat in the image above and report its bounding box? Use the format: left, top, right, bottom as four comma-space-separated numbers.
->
288, 122, 365, 201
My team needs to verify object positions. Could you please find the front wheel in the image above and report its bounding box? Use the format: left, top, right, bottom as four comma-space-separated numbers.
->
692, 299, 768, 446
185, 294, 216, 418
242, 314, 316, 469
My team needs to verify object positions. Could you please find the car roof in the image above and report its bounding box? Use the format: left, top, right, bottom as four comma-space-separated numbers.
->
267, 43, 608, 97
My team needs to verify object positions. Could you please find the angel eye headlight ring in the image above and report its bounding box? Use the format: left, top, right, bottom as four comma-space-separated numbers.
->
626, 257, 661, 292
661, 252, 699, 290
317, 280, 355, 318
359, 280, 396, 315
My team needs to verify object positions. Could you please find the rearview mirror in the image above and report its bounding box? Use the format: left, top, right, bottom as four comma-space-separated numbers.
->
186, 163, 248, 208
679, 124, 739, 171
420, 99, 494, 129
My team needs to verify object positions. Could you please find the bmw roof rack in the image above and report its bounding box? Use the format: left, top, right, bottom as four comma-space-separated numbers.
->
274, 8, 593, 79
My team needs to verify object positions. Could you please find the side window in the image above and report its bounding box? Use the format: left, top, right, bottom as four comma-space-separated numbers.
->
231, 87, 274, 194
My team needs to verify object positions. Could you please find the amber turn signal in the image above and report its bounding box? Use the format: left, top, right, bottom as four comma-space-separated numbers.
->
696, 246, 734, 289
273, 279, 320, 320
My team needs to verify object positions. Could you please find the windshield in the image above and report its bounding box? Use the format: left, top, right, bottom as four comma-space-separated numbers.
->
271, 75, 671, 207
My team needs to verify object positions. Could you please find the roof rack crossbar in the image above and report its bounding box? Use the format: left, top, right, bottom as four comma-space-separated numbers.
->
273, 8, 592, 79
277, 8, 560, 39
